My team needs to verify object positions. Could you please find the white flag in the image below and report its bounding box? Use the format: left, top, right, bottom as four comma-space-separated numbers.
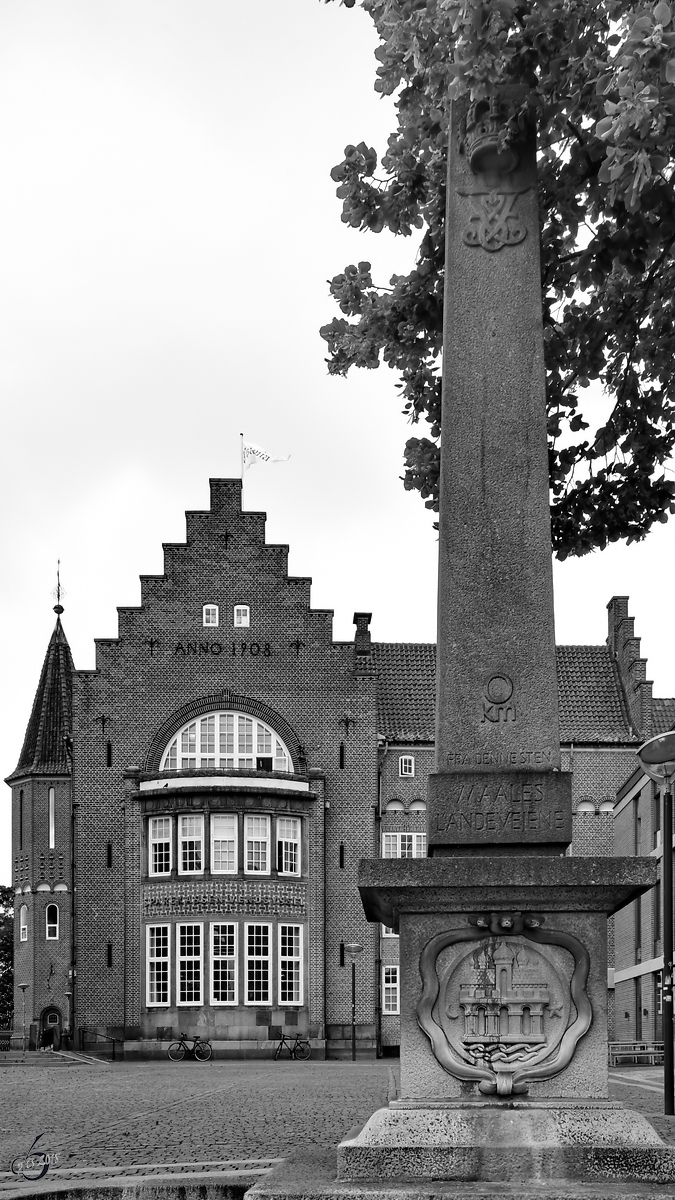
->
243, 441, 290, 470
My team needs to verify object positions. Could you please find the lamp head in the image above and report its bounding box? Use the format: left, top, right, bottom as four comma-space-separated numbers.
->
637, 732, 675, 787
343, 942, 364, 960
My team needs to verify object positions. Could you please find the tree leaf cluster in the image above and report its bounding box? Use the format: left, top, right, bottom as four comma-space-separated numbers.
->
321, 0, 675, 556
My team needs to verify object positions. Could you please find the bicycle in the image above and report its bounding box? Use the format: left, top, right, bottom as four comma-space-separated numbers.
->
167, 1032, 212, 1061
273, 1032, 311, 1060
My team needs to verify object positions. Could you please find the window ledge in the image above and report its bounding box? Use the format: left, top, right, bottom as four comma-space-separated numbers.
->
138, 769, 311, 796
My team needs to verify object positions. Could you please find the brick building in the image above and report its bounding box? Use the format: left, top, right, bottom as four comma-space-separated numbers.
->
8, 479, 673, 1056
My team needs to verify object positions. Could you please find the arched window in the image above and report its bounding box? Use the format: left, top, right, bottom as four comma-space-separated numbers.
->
49, 787, 55, 849
46, 904, 59, 940
521, 1006, 532, 1037
409, 799, 427, 811
384, 799, 404, 812
576, 800, 596, 813
20, 905, 28, 942
161, 711, 292, 773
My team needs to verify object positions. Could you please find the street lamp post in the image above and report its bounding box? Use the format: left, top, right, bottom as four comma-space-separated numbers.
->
18, 984, 29, 1055
637, 731, 675, 1116
344, 943, 363, 1062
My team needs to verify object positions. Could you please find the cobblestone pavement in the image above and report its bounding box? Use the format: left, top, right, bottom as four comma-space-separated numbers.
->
0, 1060, 397, 1172
1, 1060, 675, 1178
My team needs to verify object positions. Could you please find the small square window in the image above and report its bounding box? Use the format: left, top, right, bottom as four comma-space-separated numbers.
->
399, 756, 415, 777
234, 605, 250, 628
203, 604, 219, 627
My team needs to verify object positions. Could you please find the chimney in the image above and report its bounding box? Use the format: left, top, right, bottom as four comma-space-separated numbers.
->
353, 612, 372, 657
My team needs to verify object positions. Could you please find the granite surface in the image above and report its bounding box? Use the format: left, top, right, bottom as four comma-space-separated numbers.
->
247, 1145, 675, 1199
358, 857, 659, 929
434, 93, 560, 828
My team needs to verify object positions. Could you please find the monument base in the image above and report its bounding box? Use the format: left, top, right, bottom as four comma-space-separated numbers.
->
247, 1143, 675, 1200
337, 1101, 675, 1184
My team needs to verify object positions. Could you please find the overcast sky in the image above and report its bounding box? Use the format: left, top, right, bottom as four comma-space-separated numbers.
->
1, 1, 674, 886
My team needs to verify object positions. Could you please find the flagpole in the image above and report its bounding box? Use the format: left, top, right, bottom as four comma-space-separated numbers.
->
240, 432, 244, 509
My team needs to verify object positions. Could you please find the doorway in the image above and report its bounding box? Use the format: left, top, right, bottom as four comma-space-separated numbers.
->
40, 1007, 62, 1051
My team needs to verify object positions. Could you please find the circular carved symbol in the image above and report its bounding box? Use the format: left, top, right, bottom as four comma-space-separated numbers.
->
484, 675, 513, 705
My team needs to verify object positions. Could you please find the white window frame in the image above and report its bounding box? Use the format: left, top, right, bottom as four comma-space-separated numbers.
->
149, 816, 172, 876
203, 603, 219, 627
20, 905, 28, 942
278, 923, 303, 1005
277, 817, 301, 876
245, 922, 271, 1005
46, 904, 59, 940
48, 787, 55, 849
211, 814, 238, 875
383, 965, 400, 1014
245, 815, 271, 876
161, 711, 291, 774
146, 924, 170, 1007
234, 604, 250, 627
210, 922, 238, 1005
178, 814, 204, 875
382, 924, 398, 938
399, 756, 415, 777
381, 832, 427, 859
177, 922, 203, 1006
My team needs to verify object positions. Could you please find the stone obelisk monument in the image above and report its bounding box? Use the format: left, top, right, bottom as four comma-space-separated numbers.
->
342, 94, 674, 1189
251, 87, 675, 1200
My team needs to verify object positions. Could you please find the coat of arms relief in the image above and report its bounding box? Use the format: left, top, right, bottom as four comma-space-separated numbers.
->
417, 912, 592, 1097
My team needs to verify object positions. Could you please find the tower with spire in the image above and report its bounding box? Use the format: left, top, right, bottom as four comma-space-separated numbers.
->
6, 586, 74, 1049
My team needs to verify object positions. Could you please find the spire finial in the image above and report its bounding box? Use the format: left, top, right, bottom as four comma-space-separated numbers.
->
52, 559, 65, 615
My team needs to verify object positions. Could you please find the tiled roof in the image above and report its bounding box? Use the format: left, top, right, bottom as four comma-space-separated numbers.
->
9, 617, 74, 779
653, 697, 675, 736
371, 642, 637, 745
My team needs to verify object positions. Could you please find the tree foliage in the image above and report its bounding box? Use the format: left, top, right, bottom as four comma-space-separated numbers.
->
321, 0, 675, 557
0, 885, 14, 1028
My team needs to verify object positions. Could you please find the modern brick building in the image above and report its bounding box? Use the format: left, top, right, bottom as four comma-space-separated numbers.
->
8, 479, 674, 1056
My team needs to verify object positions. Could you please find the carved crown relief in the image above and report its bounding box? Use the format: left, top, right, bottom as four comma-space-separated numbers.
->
417, 911, 592, 1097
459, 93, 530, 252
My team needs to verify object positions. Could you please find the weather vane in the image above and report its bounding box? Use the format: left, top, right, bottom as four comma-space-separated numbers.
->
52, 559, 65, 615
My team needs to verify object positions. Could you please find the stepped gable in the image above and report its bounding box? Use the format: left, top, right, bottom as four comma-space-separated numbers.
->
653, 697, 675, 735
9, 616, 74, 779
372, 642, 635, 744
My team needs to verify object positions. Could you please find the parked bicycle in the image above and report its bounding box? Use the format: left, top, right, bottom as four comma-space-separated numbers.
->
167, 1033, 212, 1061
274, 1032, 311, 1060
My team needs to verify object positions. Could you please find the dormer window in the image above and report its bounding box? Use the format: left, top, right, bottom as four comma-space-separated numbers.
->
203, 604, 219, 627
234, 605, 250, 627
161, 711, 292, 773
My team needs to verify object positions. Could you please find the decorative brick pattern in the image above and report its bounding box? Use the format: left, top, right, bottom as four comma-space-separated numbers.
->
142, 879, 306, 917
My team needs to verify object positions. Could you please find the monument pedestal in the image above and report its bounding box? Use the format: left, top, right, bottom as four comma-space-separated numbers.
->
326, 854, 675, 1187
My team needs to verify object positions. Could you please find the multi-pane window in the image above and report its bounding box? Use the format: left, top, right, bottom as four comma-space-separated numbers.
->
203, 604, 219, 626
399, 756, 415, 777
234, 605, 250, 627
179, 815, 204, 874
147, 925, 170, 1006
383, 965, 400, 1014
245, 815, 270, 874
46, 904, 59, 940
279, 925, 302, 1004
48, 787, 55, 849
246, 923, 271, 1003
382, 832, 427, 859
211, 923, 237, 1004
149, 817, 172, 875
277, 817, 301, 875
211, 814, 237, 874
20, 905, 28, 942
161, 712, 291, 773
177, 923, 203, 1005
